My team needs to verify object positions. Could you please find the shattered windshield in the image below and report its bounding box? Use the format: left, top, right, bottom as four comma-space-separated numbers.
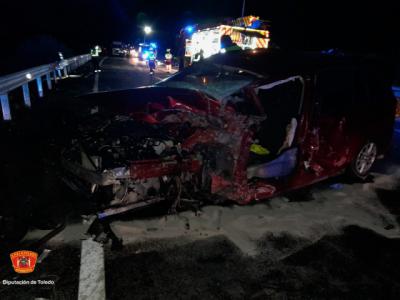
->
156, 61, 259, 100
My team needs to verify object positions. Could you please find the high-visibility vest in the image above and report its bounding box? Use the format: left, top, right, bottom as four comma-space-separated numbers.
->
92, 47, 101, 57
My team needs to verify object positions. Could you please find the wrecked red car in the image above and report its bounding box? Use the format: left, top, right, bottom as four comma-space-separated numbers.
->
61, 49, 397, 218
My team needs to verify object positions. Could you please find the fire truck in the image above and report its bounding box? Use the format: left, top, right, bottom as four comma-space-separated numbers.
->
185, 16, 270, 64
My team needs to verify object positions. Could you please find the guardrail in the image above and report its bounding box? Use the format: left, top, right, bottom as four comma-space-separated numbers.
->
0, 54, 92, 121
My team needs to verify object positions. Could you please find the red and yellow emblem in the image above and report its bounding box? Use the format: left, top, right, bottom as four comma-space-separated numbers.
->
10, 250, 38, 274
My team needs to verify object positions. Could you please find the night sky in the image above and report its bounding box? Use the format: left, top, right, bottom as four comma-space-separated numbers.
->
1, 0, 399, 76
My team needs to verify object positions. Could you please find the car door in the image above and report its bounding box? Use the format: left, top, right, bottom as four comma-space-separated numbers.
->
246, 76, 305, 179
309, 66, 356, 171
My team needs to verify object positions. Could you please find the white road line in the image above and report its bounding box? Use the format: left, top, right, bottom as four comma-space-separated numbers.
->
93, 72, 99, 92
92, 57, 107, 92
99, 57, 106, 67
78, 239, 106, 300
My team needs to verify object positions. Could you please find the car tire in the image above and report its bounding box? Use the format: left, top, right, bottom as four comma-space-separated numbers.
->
349, 142, 378, 180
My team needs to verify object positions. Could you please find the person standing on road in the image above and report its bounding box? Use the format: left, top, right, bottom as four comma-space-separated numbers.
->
147, 48, 157, 75
165, 49, 173, 73
91, 45, 102, 73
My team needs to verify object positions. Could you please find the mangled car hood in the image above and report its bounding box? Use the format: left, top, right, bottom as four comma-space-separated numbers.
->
60, 86, 265, 218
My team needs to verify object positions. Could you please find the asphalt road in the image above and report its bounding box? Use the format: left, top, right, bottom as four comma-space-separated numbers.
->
95, 56, 175, 92
38, 56, 176, 98
1, 57, 400, 300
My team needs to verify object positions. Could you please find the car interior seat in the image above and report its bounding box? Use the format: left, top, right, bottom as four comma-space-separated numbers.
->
247, 79, 302, 178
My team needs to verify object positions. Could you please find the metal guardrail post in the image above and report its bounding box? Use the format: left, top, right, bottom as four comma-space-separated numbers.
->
0, 94, 11, 120
46, 73, 52, 90
22, 84, 31, 107
36, 77, 44, 97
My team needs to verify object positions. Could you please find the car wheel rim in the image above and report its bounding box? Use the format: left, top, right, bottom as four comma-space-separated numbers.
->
355, 142, 377, 175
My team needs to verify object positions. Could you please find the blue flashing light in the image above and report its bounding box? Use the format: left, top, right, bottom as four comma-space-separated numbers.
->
150, 42, 157, 48
185, 25, 194, 34
142, 51, 149, 59
249, 19, 261, 29
392, 85, 400, 98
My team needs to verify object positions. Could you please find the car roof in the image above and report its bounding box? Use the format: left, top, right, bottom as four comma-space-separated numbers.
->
207, 48, 382, 79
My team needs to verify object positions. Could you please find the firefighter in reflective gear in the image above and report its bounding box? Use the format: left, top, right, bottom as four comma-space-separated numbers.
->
91, 45, 102, 72
147, 48, 157, 74
165, 49, 173, 73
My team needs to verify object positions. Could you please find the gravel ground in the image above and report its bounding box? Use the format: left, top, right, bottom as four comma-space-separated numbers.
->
104, 225, 400, 299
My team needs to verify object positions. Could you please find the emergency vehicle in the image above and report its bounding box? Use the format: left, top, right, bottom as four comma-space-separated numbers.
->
185, 16, 270, 64
112, 41, 123, 56
138, 43, 158, 61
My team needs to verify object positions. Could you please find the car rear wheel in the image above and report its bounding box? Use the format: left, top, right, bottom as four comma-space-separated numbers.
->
349, 142, 377, 180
